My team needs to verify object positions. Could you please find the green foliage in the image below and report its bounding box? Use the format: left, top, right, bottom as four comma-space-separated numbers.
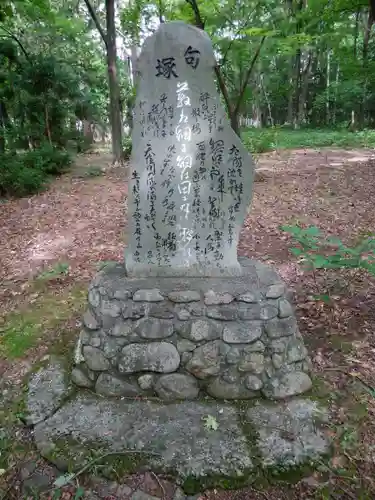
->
0, 145, 72, 197
37, 262, 70, 281
243, 128, 375, 153
79, 165, 104, 178
122, 136, 132, 159
281, 224, 375, 276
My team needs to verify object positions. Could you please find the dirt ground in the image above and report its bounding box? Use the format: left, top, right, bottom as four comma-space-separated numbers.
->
1, 146, 375, 499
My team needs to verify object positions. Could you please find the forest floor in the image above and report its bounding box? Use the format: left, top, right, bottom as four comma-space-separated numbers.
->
1, 145, 375, 499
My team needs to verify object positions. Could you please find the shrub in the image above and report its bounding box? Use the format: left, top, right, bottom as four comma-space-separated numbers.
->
281, 225, 375, 276
0, 144, 73, 197
243, 129, 276, 154
0, 157, 46, 197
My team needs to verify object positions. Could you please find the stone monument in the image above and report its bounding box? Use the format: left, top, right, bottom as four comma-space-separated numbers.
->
26, 23, 329, 492
126, 21, 254, 278
70, 21, 313, 401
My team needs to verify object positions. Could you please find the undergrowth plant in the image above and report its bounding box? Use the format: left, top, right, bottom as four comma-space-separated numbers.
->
281, 225, 375, 275
281, 225, 375, 302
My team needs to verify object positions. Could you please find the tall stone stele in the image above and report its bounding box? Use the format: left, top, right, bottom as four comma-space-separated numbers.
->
125, 21, 254, 277
72, 22, 314, 402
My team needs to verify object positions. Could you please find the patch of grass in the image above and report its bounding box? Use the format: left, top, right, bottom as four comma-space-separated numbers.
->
0, 284, 87, 358
77, 165, 104, 178
328, 335, 353, 355
242, 127, 375, 154
95, 260, 119, 271
36, 262, 70, 281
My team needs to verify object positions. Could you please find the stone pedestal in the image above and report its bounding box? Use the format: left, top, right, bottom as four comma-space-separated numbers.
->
72, 257, 312, 400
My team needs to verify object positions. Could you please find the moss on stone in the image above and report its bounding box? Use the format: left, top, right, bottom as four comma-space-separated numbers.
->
44, 436, 161, 480
182, 470, 257, 495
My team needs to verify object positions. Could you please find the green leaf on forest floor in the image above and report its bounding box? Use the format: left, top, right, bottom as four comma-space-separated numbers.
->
202, 415, 219, 431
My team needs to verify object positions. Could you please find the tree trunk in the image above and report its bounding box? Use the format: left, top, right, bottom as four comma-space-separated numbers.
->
326, 50, 330, 126
350, 9, 360, 130
333, 63, 340, 124
360, 8, 374, 127
0, 99, 10, 153
106, 0, 123, 162
83, 120, 94, 142
286, 56, 294, 125
293, 0, 305, 128
260, 74, 274, 127
298, 51, 312, 125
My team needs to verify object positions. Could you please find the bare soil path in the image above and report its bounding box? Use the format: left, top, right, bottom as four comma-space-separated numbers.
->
1, 146, 375, 499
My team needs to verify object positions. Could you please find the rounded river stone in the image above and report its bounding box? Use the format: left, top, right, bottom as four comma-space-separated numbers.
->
83, 346, 110, 371
118, 342, 180, 374
154, 373, 199, 400
95, 373, 140, 397
185, 340, 223, 379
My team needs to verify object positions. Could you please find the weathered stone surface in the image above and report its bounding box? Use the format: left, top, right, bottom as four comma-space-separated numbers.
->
237, 303, 262, 320
76, 257, 313, 401
204, 290, 234, 305
134, 317, 174, 340
207, 378, 256, 399
270, 338, 288, 353
83, 346, 110, 371
102, 338, 127, 359
181, 352, 193, 364
238, 353, 265, 374
259, 304, 279, 321
25, 358, 71, 425
265, 317, 298, 339
138, 374, 155, 390
226, 346, 242, 364
95, 373, 140, 397
155, 374, 199, 400
272, 354, 284, 369
71, 367, 93, 388
176, 308, 190, 320
206, 305, 238, 321
222, 367, 240, 384
186, 303, 205, 316
262, 372, 312, 399
266, 284, 285, 299
109, 320, 133, 337
176, 338, 196, 353
236, 292, 258, 303
88, 333, 101, 348
168, 291, 201, 303
133, 289, 164, 302
286, 339, 308, 363
244, 340, 265, 353
125, 22, 255, 278
253, 261, 282, 287
122, 303, 148, 320
34, 395, 253, 478
223, 321, 262, 344
119, 343, 180, 374
244, 375, 263, 391
278, 298, 293, 318
149, 304, 175, 319
177, 318, 222, 342
83, 309, 100, 330
113, 289, 131, 300
247, 399, 329, 466
185, 340, 223, 379
100, 300, 121, 318
88, 288, 100, 308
